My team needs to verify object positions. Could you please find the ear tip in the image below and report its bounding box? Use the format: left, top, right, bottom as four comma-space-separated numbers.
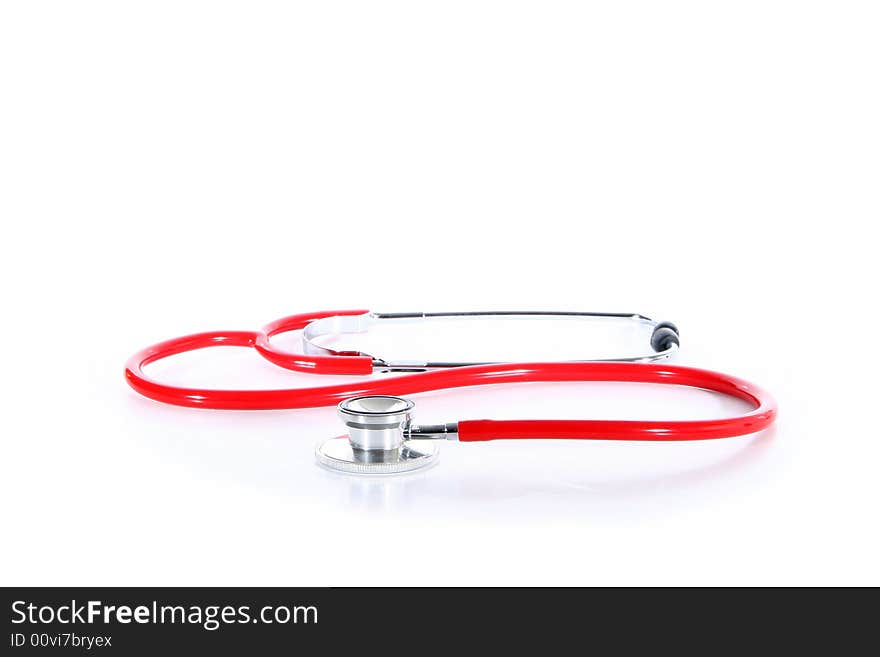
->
651, 324, 680, 352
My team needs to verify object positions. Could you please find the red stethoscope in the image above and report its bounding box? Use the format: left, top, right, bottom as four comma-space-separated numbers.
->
126, 310, 777, 474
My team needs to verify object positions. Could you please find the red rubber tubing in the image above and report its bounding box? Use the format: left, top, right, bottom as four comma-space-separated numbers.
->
125, 328, 777, 441
253, 309, 374, 374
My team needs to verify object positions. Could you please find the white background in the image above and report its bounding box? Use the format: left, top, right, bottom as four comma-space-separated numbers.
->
1, 1, 877, 586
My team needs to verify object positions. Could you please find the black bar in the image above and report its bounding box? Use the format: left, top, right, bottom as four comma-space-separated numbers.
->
1, 587, 873, 654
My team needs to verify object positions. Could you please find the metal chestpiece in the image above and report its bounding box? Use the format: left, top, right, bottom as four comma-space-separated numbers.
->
339, 395, 415, 453
315, 396, 453, 475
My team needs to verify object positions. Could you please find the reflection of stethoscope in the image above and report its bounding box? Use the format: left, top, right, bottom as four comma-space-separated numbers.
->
126, 310, 776, 474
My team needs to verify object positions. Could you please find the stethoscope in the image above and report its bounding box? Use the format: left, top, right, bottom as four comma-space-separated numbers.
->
126, 310, 777, 474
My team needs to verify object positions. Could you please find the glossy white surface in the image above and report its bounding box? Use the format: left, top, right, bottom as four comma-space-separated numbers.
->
1, 1, 877, 586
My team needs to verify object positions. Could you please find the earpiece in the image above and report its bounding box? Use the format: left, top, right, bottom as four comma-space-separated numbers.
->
650, 321, 680, 352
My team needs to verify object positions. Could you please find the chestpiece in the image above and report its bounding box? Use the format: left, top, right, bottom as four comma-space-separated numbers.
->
316, 396, 440, 474
337, 396, 414, 452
